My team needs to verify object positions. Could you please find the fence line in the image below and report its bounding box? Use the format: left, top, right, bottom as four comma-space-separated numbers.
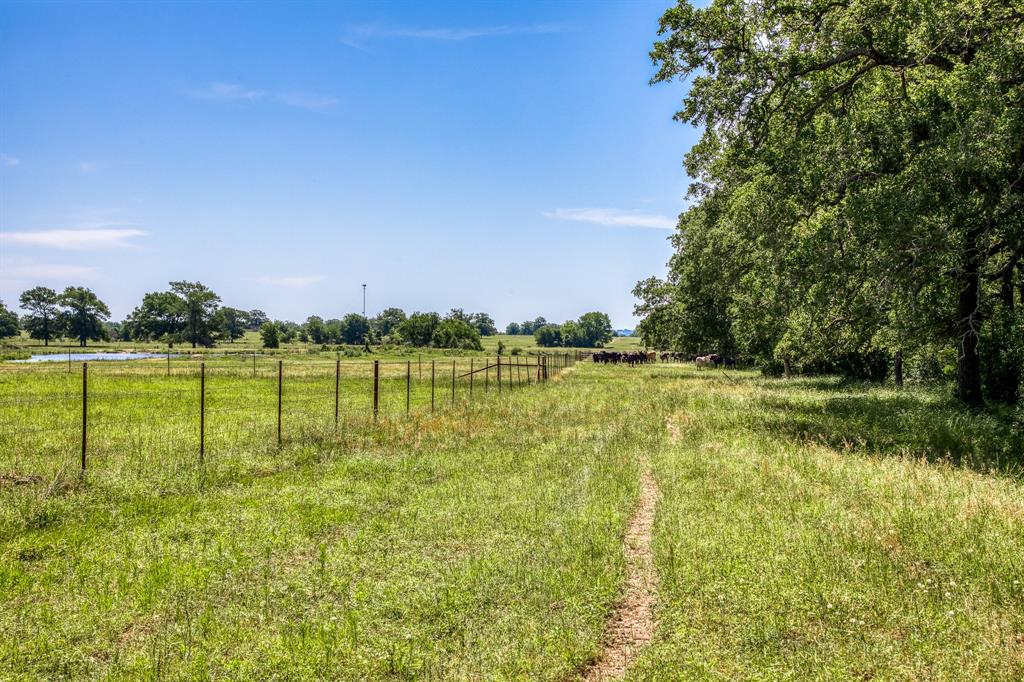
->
0, 352, 585, 474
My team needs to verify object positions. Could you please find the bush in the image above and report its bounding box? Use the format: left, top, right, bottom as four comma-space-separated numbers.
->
432, 319, 483, 350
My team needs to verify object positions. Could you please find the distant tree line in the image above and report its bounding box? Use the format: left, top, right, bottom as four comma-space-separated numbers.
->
532, 312, 614, 348
0, 286, 500, 352
635, 0, 1023, 406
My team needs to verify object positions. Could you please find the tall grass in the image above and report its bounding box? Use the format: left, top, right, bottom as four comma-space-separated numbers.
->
631, 368, 1024, 680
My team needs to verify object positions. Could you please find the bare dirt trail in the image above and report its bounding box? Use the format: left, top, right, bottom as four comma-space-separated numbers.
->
581, 462, 659, 680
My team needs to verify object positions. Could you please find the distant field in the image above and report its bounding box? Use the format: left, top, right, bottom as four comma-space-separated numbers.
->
2, 331, 640, 361
4, 361, 1017, 678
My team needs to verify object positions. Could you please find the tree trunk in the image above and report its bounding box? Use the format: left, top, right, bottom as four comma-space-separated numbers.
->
988, 269, 1020, 403
893, 350, 903, 388
954, 229, 984, 407
783, 357, 792, 378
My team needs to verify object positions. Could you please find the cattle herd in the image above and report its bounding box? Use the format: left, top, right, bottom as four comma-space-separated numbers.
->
592, 350, 737, 368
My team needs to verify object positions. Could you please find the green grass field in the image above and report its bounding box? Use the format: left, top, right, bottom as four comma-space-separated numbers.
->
1, 360, 1021, 679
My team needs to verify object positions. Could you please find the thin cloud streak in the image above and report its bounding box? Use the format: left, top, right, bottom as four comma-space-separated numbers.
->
1, 153, 20, 167
546, 208, 677, 230
1, 263, 98, 280
342, 23, 566, 47
184, 82, 338, 111
1, 228, 148, 250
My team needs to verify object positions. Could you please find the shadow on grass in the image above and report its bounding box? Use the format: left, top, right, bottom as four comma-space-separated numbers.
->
747, 378, 1024, 477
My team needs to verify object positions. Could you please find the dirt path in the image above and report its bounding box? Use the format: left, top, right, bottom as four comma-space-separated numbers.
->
582, 462, 659, 679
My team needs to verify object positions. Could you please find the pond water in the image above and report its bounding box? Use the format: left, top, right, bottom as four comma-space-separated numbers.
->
12, 352, 180, 363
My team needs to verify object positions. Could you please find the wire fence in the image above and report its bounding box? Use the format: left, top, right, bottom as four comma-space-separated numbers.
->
0, 351, 584, 480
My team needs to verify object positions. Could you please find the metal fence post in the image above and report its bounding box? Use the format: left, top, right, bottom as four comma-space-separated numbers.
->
81, 362, 87, 471
200, 362, 205, 464
277, 360, 283, 446
431, 360, 435, 412
470, 358, 474, 396
451, 359, 456, 406
497, 356, 502, 393
335, 358, 340, 430
373, 360, 379, 423
406, 360, 411, 415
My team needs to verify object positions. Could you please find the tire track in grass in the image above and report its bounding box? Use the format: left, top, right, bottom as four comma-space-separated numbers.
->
582, 458, 659, 679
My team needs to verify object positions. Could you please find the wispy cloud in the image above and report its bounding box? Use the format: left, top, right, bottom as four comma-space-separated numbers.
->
1, 262, 98, 280
341, 23, 566, 47
254, 275, 326, 289
1, 228, 148, 250
545, 208, 677, 230
184, 82, 338, 112
1, 153, 20, 167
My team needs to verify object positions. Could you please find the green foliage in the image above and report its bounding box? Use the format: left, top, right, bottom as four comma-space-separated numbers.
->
576, 312, 614, 347
259, 321, 280, 348
58, 287, 110, 347
18, 287, 60, 346
246, 309, 269, 330
124, 291, 185, 344
372, 307, 407, 339
640, 0, 1024, 404
534, 324, 563, 347
432, 318, 483, 350
0, 300, 18, 339
169, 280, 221, 348
340, 313, 370, 345
397, 311, 441, 347
215, 307, 248, 342
304, 315, 327, 344
505, 322, 522, 335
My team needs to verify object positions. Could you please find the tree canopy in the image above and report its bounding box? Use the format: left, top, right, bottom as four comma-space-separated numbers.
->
58, 287, 110, 347
637, 0, 1023, 404
19, 286, 60, 346
0, 301, 18, 340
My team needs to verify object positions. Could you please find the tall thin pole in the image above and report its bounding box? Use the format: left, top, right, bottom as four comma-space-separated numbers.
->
362, 284, 366, 315
200, 362, 205, 464
470, 358, 474, 396
81, 362, 87, 471
431, 360, 436, 412
497, 356, 502, 393
451, 359, 456, 406
167, 347, 171, 376
406, 360, 411, 415
335, 358, 340, 430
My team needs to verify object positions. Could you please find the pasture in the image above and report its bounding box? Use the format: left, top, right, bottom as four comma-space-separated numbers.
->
1, 361, 1021, 679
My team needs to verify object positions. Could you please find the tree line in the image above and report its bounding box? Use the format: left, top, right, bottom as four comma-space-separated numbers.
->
530, 312, 614, 348
635, 0, 1023, 406
0, 284, 508, 351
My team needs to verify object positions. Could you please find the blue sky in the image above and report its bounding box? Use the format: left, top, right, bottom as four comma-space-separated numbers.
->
0, 0, 696, 328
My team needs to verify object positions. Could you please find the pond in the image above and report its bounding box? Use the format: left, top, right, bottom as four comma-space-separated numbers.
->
11, 352, 180, 363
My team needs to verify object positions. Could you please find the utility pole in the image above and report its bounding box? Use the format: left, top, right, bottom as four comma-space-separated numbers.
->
362, 283, 366, 315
